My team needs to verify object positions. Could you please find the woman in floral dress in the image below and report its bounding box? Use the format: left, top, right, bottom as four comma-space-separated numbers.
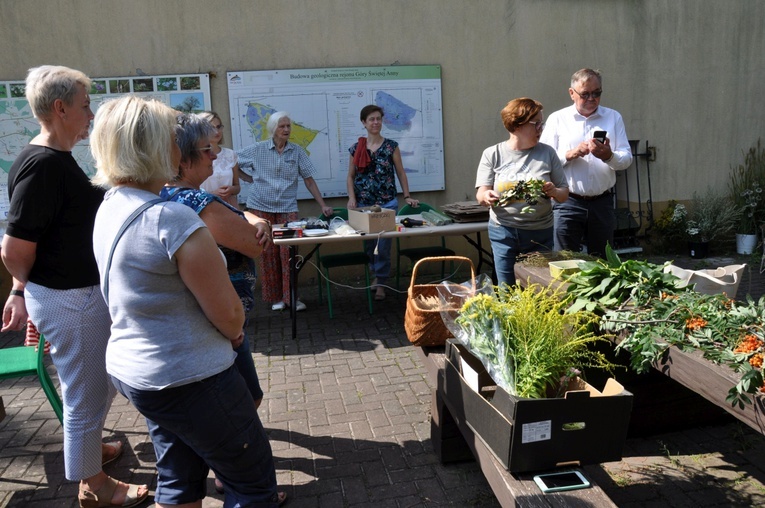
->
347, 104, 419, 300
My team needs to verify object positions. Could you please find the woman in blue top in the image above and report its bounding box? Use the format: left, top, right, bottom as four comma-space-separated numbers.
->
161, 114, 286, 501
161, 113, 272, 406
347, 105, 419, 300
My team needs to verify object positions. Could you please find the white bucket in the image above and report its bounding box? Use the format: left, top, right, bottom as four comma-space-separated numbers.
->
736, 233, 757, 255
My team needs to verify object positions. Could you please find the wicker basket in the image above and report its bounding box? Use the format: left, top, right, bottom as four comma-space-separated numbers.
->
404, 256, 476, 347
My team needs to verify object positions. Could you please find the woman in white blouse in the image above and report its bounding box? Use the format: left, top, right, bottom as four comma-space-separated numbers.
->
199, 111, 241, 208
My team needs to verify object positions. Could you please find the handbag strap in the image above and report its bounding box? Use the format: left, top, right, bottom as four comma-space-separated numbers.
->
103, 198, 164, 304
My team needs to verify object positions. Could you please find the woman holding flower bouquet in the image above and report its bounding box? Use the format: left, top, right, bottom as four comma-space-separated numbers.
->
475, 97, 568, 287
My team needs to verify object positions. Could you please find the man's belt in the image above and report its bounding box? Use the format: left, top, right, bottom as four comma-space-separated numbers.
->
569, 191, 612, 201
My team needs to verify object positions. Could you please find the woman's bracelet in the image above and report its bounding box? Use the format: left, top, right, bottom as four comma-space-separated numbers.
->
404, 195, 411, 199
9, 289, 24, 298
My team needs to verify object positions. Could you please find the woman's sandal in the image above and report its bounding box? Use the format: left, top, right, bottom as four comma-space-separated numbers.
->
78, 476, 149, 508
101, 441, 124, 467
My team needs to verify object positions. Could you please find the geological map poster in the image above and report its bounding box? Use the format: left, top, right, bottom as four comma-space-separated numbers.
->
226, 65, 444, 200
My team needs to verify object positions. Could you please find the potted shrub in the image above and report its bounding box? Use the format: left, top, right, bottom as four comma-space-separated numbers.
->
673, 189, 740, 258
653, 200, 690, 254
729, 140, 765, 254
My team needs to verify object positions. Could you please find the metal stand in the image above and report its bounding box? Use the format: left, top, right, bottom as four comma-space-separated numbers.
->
613, 140, 655, 254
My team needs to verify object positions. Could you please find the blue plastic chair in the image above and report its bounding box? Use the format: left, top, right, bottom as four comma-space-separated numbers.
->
0, 334, 63, 423
317, 208, 374, 318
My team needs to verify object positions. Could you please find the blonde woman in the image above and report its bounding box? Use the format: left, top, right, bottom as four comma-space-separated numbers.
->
91, 95, 282, 507
198, 111, 241, 207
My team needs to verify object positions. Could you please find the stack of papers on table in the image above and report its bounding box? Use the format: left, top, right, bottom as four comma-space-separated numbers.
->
440, 201, 489, 222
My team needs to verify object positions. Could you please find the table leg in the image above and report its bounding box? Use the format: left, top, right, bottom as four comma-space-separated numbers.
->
289, 245, 298, 339
463, 231, 496, 283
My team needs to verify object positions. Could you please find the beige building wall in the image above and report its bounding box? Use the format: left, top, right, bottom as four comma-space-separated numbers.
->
2, 0, 763, 221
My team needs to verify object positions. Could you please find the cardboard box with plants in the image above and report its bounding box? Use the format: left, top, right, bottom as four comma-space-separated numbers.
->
439, 280, 633, 472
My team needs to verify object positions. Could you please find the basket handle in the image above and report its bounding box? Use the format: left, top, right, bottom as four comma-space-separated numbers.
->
409, 256, 477, 292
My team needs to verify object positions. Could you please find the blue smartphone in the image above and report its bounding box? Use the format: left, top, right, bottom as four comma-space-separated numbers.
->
533, 470, 591, 493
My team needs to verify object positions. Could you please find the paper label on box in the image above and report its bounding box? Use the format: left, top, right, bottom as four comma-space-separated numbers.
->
521, 420, 552, 443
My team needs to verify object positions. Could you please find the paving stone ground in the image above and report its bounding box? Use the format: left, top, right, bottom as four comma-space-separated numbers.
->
2, 251, 765, 507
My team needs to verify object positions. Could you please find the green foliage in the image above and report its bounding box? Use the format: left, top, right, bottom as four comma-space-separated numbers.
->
685, 189, 741, 242
564, 245, 684, 314
653, 189, 740, 246
602, 292, 765, 408
561, 244, 765, 408
455, 283, 615, 398
653, 200, 687, 244
495, 178, 546, 213
729, 139, 765, 235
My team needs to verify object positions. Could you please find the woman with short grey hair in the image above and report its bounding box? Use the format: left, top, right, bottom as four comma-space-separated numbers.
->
1, 65, 148, 508
237, 111, 334, 311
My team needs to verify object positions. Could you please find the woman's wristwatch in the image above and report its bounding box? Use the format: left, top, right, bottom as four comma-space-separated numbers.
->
9, 289, 24, 298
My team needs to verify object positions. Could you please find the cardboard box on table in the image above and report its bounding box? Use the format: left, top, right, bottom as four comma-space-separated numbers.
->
443, 339, 633, 472
348, 207, 396, 233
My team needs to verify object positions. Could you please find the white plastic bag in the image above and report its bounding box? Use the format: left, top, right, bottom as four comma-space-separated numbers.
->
329, 216, 356, 236
437, 273, 494, 339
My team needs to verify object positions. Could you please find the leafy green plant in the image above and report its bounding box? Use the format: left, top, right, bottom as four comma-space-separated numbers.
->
495, 178, 546, 213
564, 245, 684, 314
455, 283, 615, 398
653, 200, 688, 248
601, 290, 765, 409
685, 189, 741, 242
729, 139, 765, 234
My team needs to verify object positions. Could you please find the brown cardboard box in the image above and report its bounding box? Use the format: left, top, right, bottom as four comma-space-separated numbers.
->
443, 339, 633, 472
348, 207, 395, 233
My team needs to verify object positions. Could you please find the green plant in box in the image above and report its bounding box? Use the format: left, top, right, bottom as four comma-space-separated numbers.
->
601, 290, 765, 409
455, 283, 615, 399
565, 245, 683, 314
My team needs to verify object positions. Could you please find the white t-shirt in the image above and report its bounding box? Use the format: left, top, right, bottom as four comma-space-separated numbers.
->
200, 146, 238, 207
